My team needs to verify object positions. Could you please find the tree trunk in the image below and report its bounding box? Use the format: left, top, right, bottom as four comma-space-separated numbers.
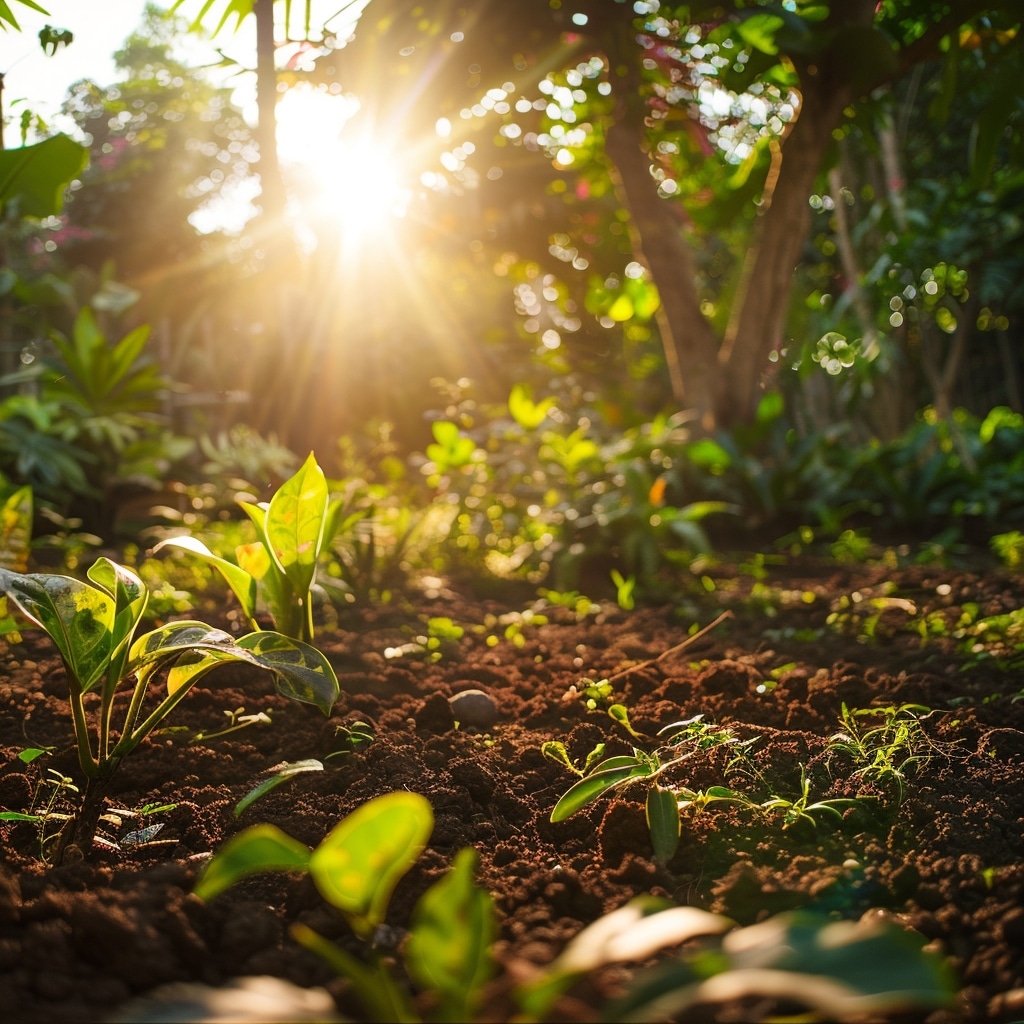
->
254, 0, 286, 224
604, 117, 722, 429
716, 80, 851, 428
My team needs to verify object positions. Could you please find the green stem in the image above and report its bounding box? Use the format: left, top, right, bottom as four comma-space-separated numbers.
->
67, 680, 99, 780
115, 676, 202, 757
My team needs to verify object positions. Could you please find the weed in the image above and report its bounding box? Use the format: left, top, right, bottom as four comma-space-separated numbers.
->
828, 702, 949, 799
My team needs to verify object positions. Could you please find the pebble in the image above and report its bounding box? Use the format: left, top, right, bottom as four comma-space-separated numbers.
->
448, 689, 498, 729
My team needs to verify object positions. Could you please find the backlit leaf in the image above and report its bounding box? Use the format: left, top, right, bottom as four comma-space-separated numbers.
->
194, 823, 311, 901
310, 791, 433, 938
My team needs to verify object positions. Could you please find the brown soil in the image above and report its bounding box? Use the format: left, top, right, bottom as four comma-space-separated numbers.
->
1, 558, 1024, 1022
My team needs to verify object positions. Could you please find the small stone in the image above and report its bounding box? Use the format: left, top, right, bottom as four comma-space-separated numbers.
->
448, 689, 498, 729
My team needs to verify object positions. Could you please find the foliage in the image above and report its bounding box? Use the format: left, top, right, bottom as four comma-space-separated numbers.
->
421, 386, 729, 593
196, 791, 496, 1022
0, 134, 88, 219
517, 896, 953, 1022
0, 306, 194, 534
550, 713, 747, 865
155, 451, 331, 641
0, 556, 338, 856
827, 702, 944, 800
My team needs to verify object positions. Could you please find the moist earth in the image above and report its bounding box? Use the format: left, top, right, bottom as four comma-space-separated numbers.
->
1, 558, 1023, 1022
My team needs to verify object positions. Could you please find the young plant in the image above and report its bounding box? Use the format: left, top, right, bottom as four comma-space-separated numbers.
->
195, 791, 496, 1023
758, 766, 863, 829
549, 714, 745, 865
517, 897, 954, 1022
0, 557, 339, 859
828, 702, 941, 799
154, 451, 331, 641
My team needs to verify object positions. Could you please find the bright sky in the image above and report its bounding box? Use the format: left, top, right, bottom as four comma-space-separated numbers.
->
0, 0, 268, 147
2, 0, 155, 144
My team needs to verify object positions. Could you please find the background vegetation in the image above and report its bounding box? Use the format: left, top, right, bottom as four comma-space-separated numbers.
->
1, 0, 1022, 594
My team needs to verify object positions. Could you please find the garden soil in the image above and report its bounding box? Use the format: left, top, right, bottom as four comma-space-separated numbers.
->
1, 558, 1024, 1022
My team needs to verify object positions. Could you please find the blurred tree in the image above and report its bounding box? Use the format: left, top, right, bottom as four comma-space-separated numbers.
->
53, 4, 257, 296
791, 20, 1024, 436
325, 0, 1021, 430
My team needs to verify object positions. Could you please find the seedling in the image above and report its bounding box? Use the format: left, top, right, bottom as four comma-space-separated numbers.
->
386, 616, 466, 662
234, 759, 324, 817
196, 791, 497, 1023
541, 739, 607, 777
185, 706, 272, 745
327, 720, 376, 759
0, 557, 339, 859
154, 451, 332, 641
828, 702, 943, 799
549, 715, 745, 865
610, 569, 636, 610
759, 767, 862, 829
516, 897, 953, 1022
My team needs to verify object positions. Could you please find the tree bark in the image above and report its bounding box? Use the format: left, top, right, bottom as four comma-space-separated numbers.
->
604, 117, 722, 428
254, 0, 286, 224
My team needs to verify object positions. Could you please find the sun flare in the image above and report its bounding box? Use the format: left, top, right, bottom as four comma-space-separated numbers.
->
276, 87, 410, 239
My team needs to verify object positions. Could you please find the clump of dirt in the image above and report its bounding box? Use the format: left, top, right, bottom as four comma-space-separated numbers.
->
1, 559, 1023, 1022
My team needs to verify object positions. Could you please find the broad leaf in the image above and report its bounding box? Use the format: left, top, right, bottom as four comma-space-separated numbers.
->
309, 791, 433, 938
0, 568, 113, 692
0, 134, 88, 219
154, 536, 258, 625
406, 847, 496, 1022
194, 823, 311, 901
606, 911, 956, 1021
235, 631, 339, 714
129, 620, 238, 670
0, 486, 32, 572
87, 557, 148, 690
264, 451, 328, 595
518, 897, 730, 1018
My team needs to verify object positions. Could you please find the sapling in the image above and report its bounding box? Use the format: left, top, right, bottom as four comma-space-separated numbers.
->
0, 557, 339, 860
154, 451, 334, 641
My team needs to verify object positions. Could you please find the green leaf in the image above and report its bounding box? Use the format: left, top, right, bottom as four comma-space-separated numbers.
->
235, 631, 339, 715
606, 911, 956, 1021
265, 452, 329, 600
0, 485, 32, 572
128, 619, 239, 673
0, 134, 87, 219
517, 897, 730, 1018
193, 823, 311, 901
309, 791, 433, 938
235, 759, 324, 817
508, 383, 555, 430
735, 12, 786, 55
406, 848, 496, 1021
646, 786, 681, 865
0, 1, 49, 32
550, 757, 652, 822
608, 703, 645, 739
153, 536, 258, 626
86, 557, 148, 689
541, 740, 580, 775
0, 568, 113, 693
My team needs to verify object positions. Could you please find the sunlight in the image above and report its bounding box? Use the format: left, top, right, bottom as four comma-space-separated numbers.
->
276, 87, 410, 240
